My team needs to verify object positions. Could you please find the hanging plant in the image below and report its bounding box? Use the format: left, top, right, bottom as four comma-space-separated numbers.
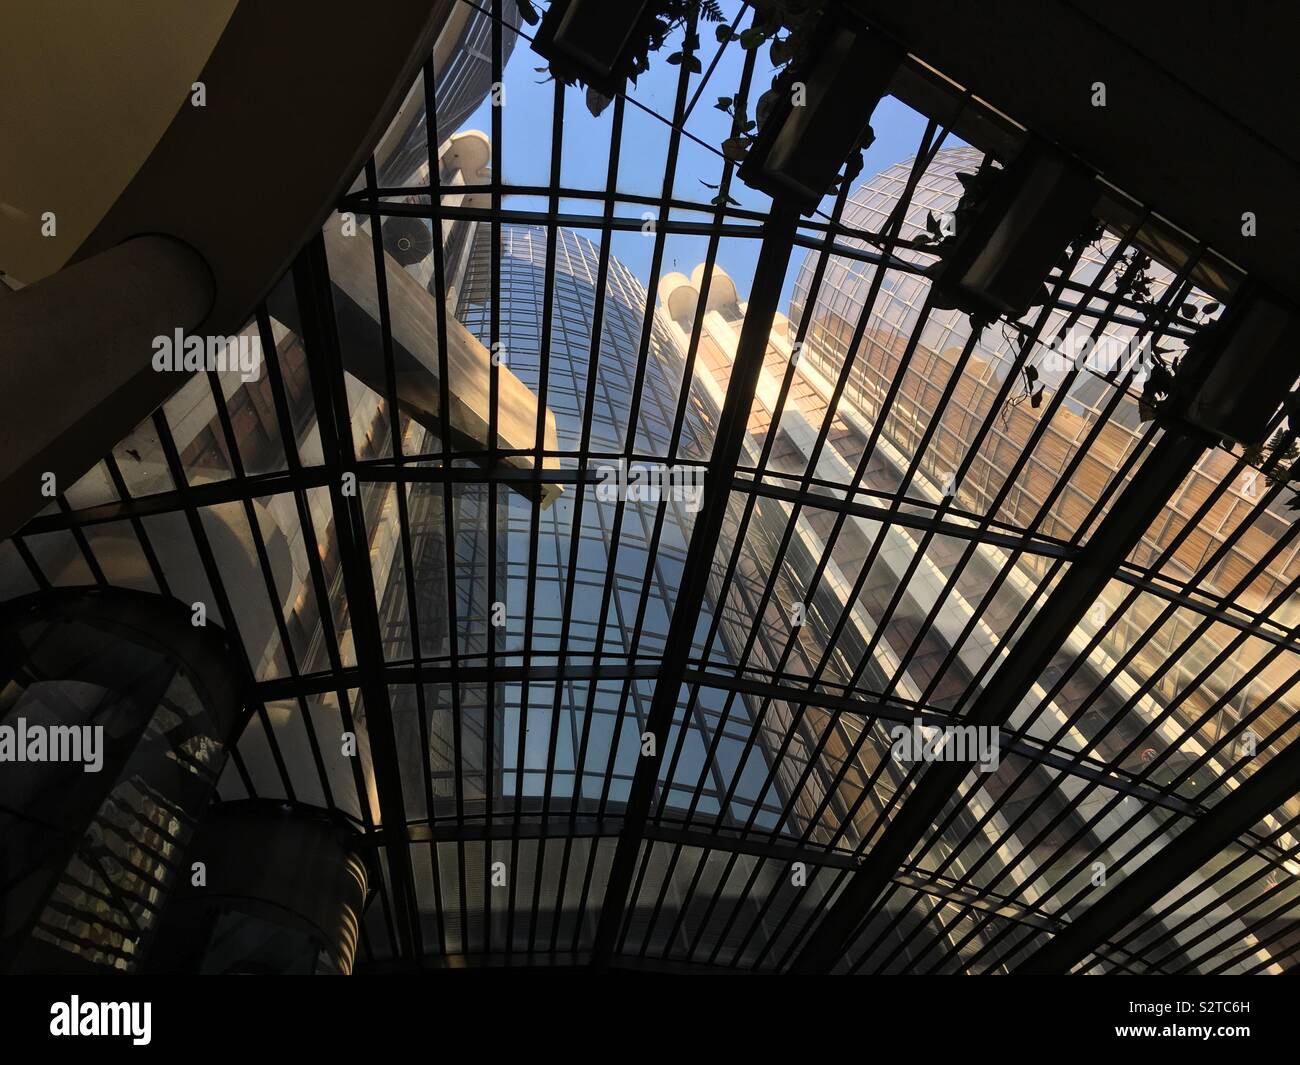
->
524, 0, 725, 114
915, 166, 1001, 255
917, 161, 1059, 332
1119, 251, 1227, 422
998, 359, 1046, 428
1241, 404, 1300, 510
713, 0, 883, 192
529, 0, 872, 203
1137, 350, 1179, 423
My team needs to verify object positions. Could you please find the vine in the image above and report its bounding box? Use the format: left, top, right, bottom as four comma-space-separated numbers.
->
523, 0, 725, 112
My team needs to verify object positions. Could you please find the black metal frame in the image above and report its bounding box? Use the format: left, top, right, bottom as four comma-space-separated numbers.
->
8, 0, 1299, 975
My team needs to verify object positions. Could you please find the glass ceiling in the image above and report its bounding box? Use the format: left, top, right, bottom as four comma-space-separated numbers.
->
5, 0, 1298, 973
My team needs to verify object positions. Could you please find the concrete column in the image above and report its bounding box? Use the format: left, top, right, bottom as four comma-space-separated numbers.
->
0, 235, 213, 538
146, 801, 369, 975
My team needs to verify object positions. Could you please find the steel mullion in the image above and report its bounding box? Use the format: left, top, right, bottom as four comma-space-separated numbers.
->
1079, 526, 1300, 815
348, 197, 1203, 336
638, 45, 770, 835
1150, 827, 1300, 973
658, 120, 952, 844
1004, 617, 1300, 965
418, 54, 460, 962
686, 310, 972, 931
360, 155, 438, 842
964, 453, 1300, 919
888, 252, 1205, 895
876, 235, 1145, 704
10, 535, 48, 591
1209, 915, 1300, 975
776, 321, 994, 761
1113, 566, 1300, 652
857, 888, 960, 974
200, 366, 311, 805
734, 475, 1076, 559
790, 409, 1207, 971
53, 494, 106, 585
508, 76, 566, 955
257, 308, 375, 753
908, 226, 1166, 718
612, 45, 770, 907
102, 453, 172, 598
554, 87, 638, 952
869, 255, 1202, 917
482, 0, 506, 957
575, 14, 741, 951
420, 53, 465, 956
1192, 862, 1300, 974
653, 170, 864, 833
150, 408, 299, 804
220, 746, 255, 798
1015, 710, 1300, 973
688, 667, 1201, 813
589, 196, 798, 967
1118, 813, 1300, 968
255, 304, 373, 819
759, 712, 903, 970
292, 236, 424, 960
644, 105, 861, 953
755, 137, 961, 708
699, 666, 910, 961
1035, 618, 1300, 933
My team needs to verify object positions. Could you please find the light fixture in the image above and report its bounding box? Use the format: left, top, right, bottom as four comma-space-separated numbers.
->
931, 139, 1097, 320
1178, 284, 1300, 446
382, 216, 434, 266
530, 0, 652, 99
739, 14, 899, 214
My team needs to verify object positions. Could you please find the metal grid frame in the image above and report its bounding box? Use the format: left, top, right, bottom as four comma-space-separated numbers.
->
6, 0, 1299, 973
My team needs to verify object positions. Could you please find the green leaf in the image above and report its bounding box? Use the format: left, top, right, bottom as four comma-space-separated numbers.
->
721, 136, 750, 162
685, 54, 703, 74
715, 96, 733, 111
666, 52, 682, 65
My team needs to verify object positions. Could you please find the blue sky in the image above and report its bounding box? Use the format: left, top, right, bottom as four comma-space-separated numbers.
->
458, 2, 938, 313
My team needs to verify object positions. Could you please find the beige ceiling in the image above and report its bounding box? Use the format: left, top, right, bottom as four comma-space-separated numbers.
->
0, 0, 238, 285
